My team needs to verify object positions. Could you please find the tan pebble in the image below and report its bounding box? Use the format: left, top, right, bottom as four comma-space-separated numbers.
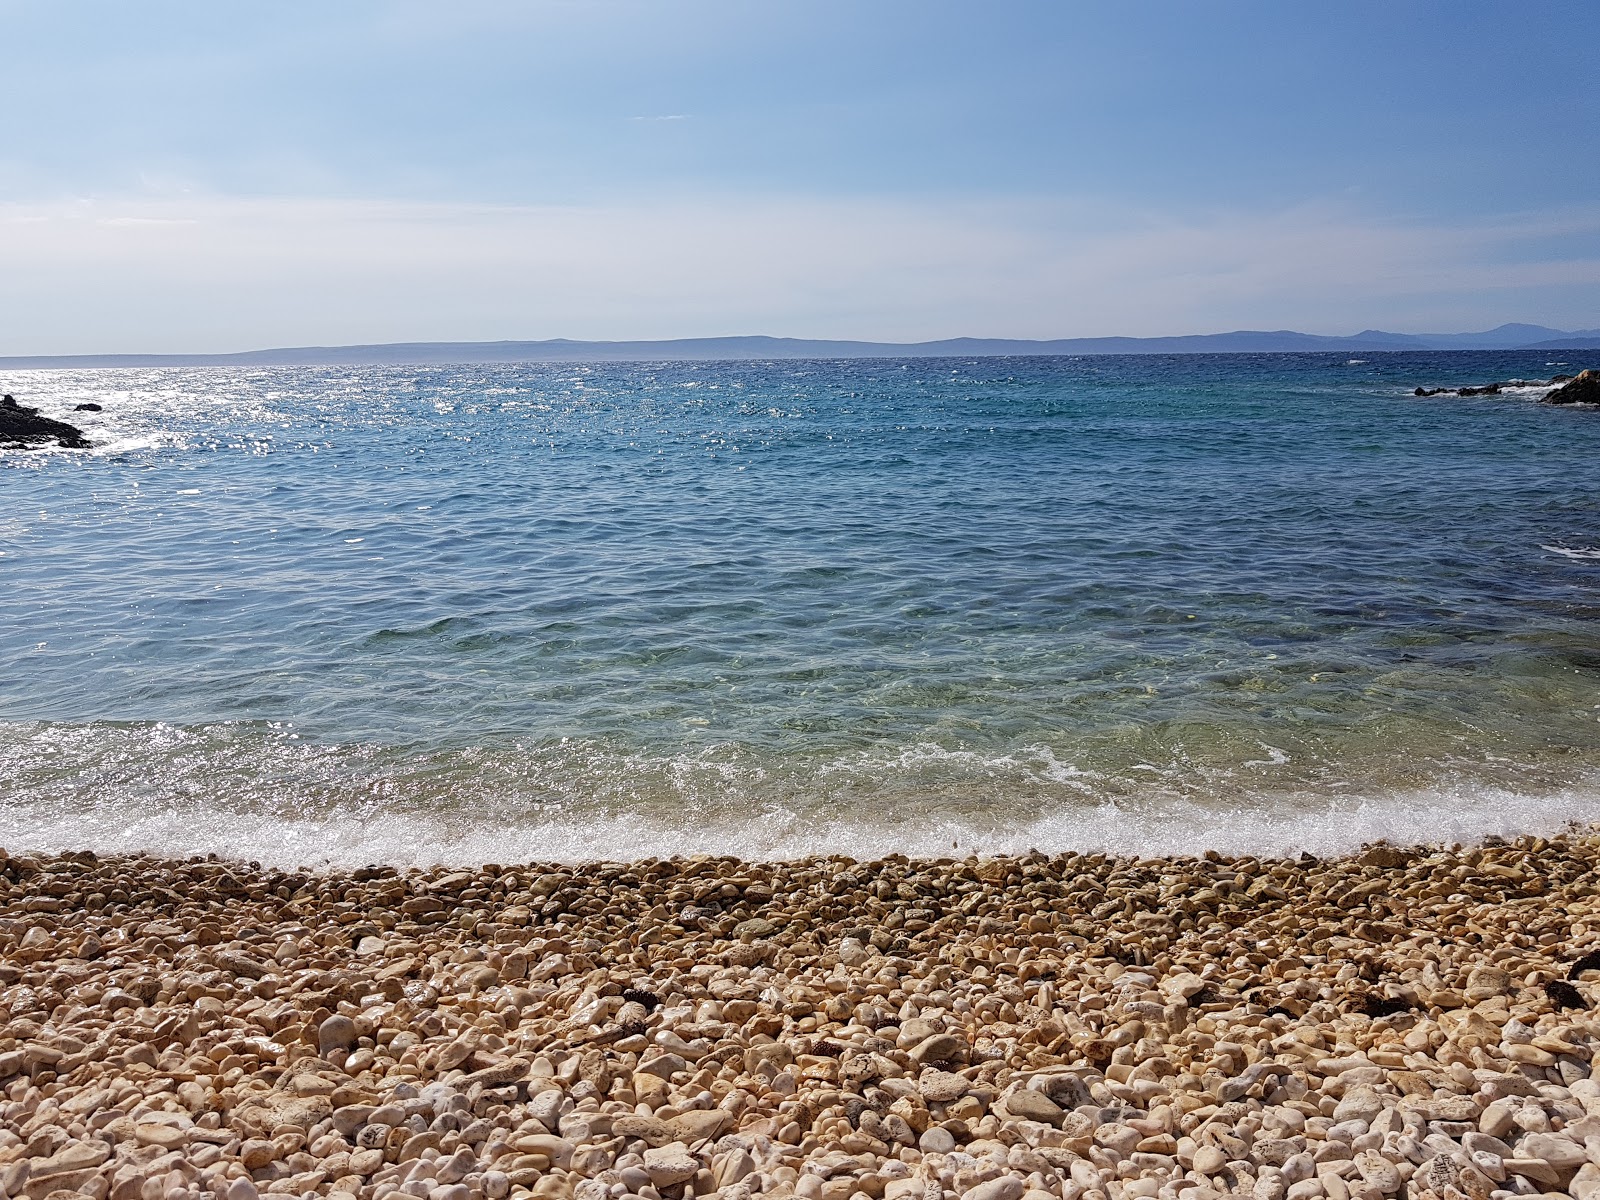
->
132, 1123, 187, 1151
514, 1135, 574, 1170
1353, 1152, 1399, 1194
961, 1181, 1024, 1200
613, 1114, 675, 1146
918, 1071, 968, 1104
1464, 967, 1511, 1003
1570, 1164, 1600, 1200
240, 1140, 278, 1170
1479, 1099, 1517, 1139
713, 1148, 757, 1188
1514, 1133, 1588, 1172
1192, 1145, 1227, 1175
642, 1143, 700, 1188
668, 1108, 732, 1142
27, 1142, 110, 1175
998, 1090, 1062, 1126
907, 1034, 966, 1067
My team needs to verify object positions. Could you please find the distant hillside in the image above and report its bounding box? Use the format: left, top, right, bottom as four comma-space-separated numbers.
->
1519, 334, 1600, 350
3, 324, 1598, 368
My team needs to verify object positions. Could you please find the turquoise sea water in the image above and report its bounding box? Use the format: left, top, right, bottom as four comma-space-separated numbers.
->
2, 352, 1599, 864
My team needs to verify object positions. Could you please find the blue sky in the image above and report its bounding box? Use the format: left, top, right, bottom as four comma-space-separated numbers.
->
2, 1, 1597, 352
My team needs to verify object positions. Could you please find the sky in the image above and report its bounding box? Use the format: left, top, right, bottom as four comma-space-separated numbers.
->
2, 0, 1597, 354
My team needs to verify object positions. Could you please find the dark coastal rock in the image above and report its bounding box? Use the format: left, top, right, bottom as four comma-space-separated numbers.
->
1543, 368, 1600, 405
1414, 375, 1585, 401
0, 394, 91, 449
1414, 383, 1506, 397
73, 402, 103, 412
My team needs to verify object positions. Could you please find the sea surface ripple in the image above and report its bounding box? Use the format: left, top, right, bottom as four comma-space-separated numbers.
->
2, 351, 1599, 864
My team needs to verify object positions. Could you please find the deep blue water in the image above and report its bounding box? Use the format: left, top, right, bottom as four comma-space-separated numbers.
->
3, 351, 1599, 863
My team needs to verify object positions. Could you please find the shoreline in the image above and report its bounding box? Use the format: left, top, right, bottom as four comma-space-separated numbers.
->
3, 835, 1600, 1200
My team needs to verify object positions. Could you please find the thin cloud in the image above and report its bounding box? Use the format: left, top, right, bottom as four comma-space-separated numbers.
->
0, 192, 1596, 354
97, 216, 200, 228
630, 114, 690, 122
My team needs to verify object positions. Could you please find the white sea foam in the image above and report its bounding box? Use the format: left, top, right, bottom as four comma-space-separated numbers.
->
1243, 743, 1291, 767
0, 778, 1594, 869
0, 724, 1596, 869
1543, 544, 1600, 561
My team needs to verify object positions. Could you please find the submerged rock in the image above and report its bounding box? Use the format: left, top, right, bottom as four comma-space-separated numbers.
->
1543, 368, 1600, 405
0, 393, 90, 449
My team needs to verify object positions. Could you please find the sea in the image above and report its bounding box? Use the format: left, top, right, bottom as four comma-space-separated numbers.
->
2, 351, 1598, 866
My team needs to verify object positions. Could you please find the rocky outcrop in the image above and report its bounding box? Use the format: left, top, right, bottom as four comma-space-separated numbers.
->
0, 394, 90, 449
1543, 368, 1600, 405
1413, 375, 1572, 398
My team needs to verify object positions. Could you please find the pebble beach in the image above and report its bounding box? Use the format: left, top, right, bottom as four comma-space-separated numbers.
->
5, 834, 1600, 1200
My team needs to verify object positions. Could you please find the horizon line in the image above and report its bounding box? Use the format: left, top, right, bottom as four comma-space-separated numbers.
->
3, 322, 1599, 369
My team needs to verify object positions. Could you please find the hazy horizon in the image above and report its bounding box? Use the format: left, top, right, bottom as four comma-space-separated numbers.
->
4, 319, 1600, 367
3, 1, 1597, 355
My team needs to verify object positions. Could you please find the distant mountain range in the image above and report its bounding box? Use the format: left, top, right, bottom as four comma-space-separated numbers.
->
4, 323, 1598, 368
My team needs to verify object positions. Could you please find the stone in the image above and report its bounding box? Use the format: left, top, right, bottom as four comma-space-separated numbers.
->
1544, 369, 1600, 406
28, 1143, 110, 1175
962, 1179, 1025, 1200
1353, 1151, 1400, 1194
1193, 1145, 1228, 1175
132, 1122, 187, 1149
643, 1143, 700, 1188
1512, 1133, 1587, 1179
1161, 972, 1210, 1003
908, 1033, 967, 1066
1333, 1086, 1384, 1123
668, 1108, 732, 1142
1570, 1163, 1600, 1200
1464, 967, 1511, 1002
918, 1071, 970, 1103
319, 1014, 358, 1055
14, 822, 1600, 1200
613, 1115, 676, 1147
999, 1089, 1063, 1126
1479, 1099, 1517, 1139
919, 1126, 957, 1153
0, 395, 90, 449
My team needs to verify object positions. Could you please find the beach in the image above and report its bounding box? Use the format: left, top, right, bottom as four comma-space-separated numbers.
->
4, 834, 1599, 1200
8, 4, 1600, 1198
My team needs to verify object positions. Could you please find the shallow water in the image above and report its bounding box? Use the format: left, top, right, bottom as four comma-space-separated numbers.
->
3, 351, 1599, 864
